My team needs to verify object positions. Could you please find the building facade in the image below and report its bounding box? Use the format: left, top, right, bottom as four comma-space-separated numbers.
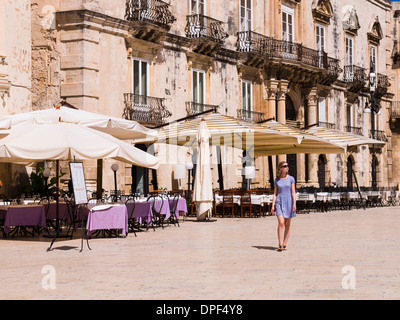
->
2, 0, 397, 197
0, 0, 32, 197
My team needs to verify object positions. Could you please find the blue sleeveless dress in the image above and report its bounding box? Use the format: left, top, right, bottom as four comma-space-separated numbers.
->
274, 175, 296, 218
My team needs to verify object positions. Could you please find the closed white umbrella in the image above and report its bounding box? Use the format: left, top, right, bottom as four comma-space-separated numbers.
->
192, 119, 213, 220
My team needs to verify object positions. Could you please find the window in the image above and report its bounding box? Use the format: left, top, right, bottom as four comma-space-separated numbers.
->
346, 103, 354, 128
282, 5, 294, 43
282, 5, 294, 58
370, 44, 377, 72
132, 58, 149, 97
318, 98, 326, 123
241, 80, 252, 121
345, 35, 354, 81
191, 0, 205, 15
192, 70, 205, 111
316, 23, 325, 52
240, 0, 252, 31
345, 35, 353, 66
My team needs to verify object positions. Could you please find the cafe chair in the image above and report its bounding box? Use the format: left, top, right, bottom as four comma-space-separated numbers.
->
168, 194, 180, 227
147, 194, 164, 230
240, 193, 256, 218
125, 196, 137, 236
222, 191, 236, 218
38, 197, 53, 233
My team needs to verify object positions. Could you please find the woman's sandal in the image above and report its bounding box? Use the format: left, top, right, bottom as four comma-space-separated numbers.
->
283, 245, 287, 251
277, 245, 283, 252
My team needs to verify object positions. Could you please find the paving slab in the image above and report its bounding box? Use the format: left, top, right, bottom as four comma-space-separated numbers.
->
0, 206, 399, 300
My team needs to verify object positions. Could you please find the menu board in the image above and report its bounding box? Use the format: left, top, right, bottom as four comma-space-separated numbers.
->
69, 162, 88, 205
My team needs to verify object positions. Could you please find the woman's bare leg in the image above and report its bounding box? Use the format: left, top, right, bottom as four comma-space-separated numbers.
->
283, 218, 291, 248
277, 215, 285, 248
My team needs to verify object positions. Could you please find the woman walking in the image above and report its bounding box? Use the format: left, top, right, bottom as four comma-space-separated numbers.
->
271, 161, 296, 251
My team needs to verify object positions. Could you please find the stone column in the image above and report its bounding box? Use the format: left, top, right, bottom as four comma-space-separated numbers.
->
306, 88, 319, 186
266, 79, 279, 119
277, 80, 289, 124
277, 80, 289, 164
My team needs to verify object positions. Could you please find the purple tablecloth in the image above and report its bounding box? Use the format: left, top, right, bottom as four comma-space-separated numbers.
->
169, 198, 188, 217
45, 202, 70, 222
126, 198, 187, 226
127, 198, 172, 225
86, 205, 128, 236
2, 205, 46, 234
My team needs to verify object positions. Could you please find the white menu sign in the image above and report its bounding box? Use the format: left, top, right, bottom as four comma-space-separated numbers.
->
69, 162, 88, 205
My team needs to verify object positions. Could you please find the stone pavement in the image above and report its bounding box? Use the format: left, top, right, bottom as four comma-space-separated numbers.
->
0, 206, 399, 300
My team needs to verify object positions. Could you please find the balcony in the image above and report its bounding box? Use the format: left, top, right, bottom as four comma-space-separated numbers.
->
123, 93, 172, 126
391, 101, 400, 119
236, 31, 341, 84
125, 0, 176, 43
374, 73, 391, 98
370, 129, 387, 142
345, 125, 362, 136
185, 101, 219, 116
185, 14, 228, 56
237, 109, 267, 123
318, 121, 336, 130
343, 65, 367, 92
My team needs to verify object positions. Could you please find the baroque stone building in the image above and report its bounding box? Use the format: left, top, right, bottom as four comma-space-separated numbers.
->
1, 0, 398, 196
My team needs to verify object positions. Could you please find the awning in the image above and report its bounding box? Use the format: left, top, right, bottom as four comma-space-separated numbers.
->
133, 113, 302, 151
132, 113, 345, 157
254, 120, 345, 156
304, 126, 386, 150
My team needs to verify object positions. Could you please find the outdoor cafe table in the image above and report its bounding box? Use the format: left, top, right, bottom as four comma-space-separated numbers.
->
128, 197, 187, 225
0, 204, 46, 235
215, 194, 272, 206
45, 202, 70, 223
86, 204, 128, 237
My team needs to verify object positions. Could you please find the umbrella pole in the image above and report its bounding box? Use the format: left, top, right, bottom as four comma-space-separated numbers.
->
47, 160, 65, 252
56, 160, 60, 231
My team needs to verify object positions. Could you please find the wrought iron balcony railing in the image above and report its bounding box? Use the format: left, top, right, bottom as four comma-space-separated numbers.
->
185, 101, 219, 116
318, 121, 336, 129
237, 109, 266, 123
123, 93, 172, 126
236, 31, 341, 80
391, 101, 400, 118
343, 65, 367, 83
345, 125, 362, 135
370, 129, 387, 142
125, 0, 175, 28
236, 30, 267, 55
185, 14, 228, 43
377, 73, 390, 89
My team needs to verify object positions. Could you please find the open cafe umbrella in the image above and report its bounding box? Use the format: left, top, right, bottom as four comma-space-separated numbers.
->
192, 119, 213, 221
0, 121, 159, 167
0, 105, 159, 196
0, 117, 159, 250
0, 104, 158, 141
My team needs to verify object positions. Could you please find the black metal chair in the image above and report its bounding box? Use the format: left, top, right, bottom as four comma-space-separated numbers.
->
125, 196, 137, 236
147, 194, 164, 229
38, 197, 52, 233
168, 194, 180, 227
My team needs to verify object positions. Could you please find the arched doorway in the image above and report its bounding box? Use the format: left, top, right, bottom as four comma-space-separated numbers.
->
318, 154, 326, 188
347, 156, 355, 189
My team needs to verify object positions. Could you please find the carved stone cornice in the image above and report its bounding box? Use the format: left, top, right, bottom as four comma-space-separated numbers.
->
312, 0, 333, 25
